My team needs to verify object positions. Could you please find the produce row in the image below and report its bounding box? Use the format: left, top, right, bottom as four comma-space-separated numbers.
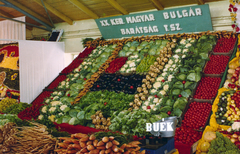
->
196, 34, 240, 154
0, 31, 238, 154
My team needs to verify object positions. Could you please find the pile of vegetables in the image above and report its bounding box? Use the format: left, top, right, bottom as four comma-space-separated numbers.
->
193, 77, 222, 100
175, 126, 203, 145
109, 110, 160, 136
90, 74, 145, 94
55, 132, 145, 154
204, 55, 230, 74
202, 131, 240, 154
0, 97, 18, 112
182, 102, 212, 130
0, 122, 57, 154
215, 90, 240, 125
136, 55, 158, 73
105, 57, 128, 74
224, 65, 240, 90
0, 114, 23, 126
1, 102, 31, 114
119, 54, 144, 73
213, 37, 236, 53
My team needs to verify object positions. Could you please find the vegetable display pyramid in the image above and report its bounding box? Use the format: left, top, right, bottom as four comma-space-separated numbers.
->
18, 33, 228, 136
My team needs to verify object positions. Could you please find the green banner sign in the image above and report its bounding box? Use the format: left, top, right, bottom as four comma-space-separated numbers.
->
95, 4, 213, 39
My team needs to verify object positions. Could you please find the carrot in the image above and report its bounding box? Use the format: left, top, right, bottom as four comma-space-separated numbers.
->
87, 141, 93, 145
93, 140, 98, 146
79, 147, 88, 153
89, 134, 96, 140
99, 150, 105, 154
120, 144, 126, 149
118, 148, 124, 153
97, 146, 106, 150
105, 148, 112, 153
97, 141, 105, 146
73, 133, 88, 139
71, 144, 81, 150
80, 136, 89, 142
63, 138, 78, 144
80, 141, 87, 148
106, 141, 112, 149
123, 151, 130, 154
102, 137, 109, 143
87, 145, 95, 151
128, 141, 141, 145
140, 150, 146, 154
89, 149, 100, 154
67, 149, 79, 154
112, 140, 119, 145
57, 143, 68, 149
130, 151, 136, 154
112, 145, 119, 152
109, 136, 114, 141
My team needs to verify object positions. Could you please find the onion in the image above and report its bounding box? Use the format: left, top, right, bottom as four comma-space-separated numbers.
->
230, 138, 236, 143
233, 73, 238, 77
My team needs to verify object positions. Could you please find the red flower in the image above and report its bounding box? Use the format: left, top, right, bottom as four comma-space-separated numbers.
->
238, 45, 240, 48
233, 7, 238, 12
161, 79, 165, 82
229, 8, 232, 12
232, 24, 236, 29
237, 27, 240, 32
147, 106, 151, 109
229, 4, 234, 8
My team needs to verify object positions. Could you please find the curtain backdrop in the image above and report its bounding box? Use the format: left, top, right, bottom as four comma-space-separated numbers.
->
0, 16, 26, 44
19, 40, 65, 103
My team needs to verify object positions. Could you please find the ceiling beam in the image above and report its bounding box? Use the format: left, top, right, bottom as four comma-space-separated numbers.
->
1, 0, 53, 29
150, 0, 164, 10
106, 0, 128, 15
196, 0, 205, 5
0, 15, 51, 31
32, 0, 73, 25
68, 0, 99, 19
0, 10, 14, 18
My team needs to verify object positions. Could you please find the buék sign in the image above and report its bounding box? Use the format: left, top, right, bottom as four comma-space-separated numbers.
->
95, 4, 213, 39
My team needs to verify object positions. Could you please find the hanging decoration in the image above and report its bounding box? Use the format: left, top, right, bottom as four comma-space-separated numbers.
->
229, 0, 240, 32
0, 43, 20, 100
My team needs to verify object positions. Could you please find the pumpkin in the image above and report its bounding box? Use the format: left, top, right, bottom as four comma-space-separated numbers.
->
200, 141, 210, 152
203, 131, 216, 142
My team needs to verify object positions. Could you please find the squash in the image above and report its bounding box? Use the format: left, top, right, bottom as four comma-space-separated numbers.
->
200, 141, 210, 152
200, 152, 207, 154
203, 131, 216, 142
229, 63, 238, 70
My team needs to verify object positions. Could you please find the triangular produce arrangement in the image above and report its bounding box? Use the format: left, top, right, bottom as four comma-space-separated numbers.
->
2, 31, 240, 154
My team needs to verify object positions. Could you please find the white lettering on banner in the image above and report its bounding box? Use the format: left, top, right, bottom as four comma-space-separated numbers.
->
160, 122, 166, 131
146, 123, 152, 131
176, 11, 182, 18
100, 20, 110, 26
146, 122, 174, 132
167, 122, 174, 131
163, 7, 202, 19
110, 18, 125, 25
195, 8, 202, 15
189, 8, 196, 16
164, 23, 182, 32
126, 14, 155, 24
170, 12, 176, 19
182, 10, 188, 17
163, 12, 169, 19
153, 123, 159, 131
120, 25, 159, 35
